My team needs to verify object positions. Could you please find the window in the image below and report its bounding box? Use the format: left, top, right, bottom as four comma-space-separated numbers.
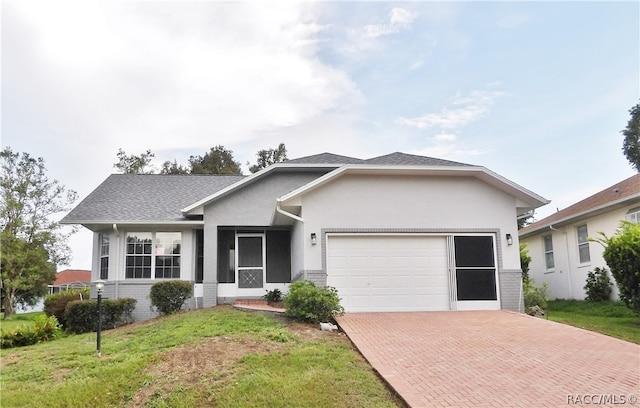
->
99, 234, 110, 280
155, 232, 181, 279
126, 232, 181, 279
454, 236, 497, 301
577, 225, 590, 264
543, 235, 554, 270
625, 207, 640, 224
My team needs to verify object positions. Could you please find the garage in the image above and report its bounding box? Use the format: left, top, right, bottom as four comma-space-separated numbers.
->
326, 234, 451, 312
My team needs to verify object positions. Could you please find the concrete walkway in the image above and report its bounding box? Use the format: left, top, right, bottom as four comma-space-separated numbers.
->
336, 311, 640, 408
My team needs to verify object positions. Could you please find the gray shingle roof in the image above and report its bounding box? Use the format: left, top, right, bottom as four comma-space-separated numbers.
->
286, 153, 363, 164
61, 174, 245, 224
363, 152, 472, 167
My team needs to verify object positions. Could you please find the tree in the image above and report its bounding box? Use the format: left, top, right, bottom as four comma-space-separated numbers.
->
188, 145, 242, 175
596, 221, 640, 315
249, 143, 288, 173
113, 148, 155, 174
622, 101, 640, 172
1, 148, 77, 319
160, 160, 189, 175
520, 243, 532, 282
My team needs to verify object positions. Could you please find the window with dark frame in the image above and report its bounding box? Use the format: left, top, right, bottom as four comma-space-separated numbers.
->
195, 230, 204, 283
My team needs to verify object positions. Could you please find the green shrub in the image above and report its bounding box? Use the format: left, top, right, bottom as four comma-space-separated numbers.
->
523, 278, 549, 310
284, 280, 344, 323
263, 288, 283, 303
64, 298, 137, 334
149, 280, 193, 316
584, 267, 613, 302
596, 221, 640, 315
1, 315, 62, 349
44, 288, 90, 328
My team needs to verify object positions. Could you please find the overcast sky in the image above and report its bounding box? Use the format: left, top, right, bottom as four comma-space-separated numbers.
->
2, 1, 638, 271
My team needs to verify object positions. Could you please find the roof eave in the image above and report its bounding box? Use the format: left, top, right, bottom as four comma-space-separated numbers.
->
519, 192, 640, 238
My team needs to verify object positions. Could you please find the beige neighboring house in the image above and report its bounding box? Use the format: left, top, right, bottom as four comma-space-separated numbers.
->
519, 174, 640, 300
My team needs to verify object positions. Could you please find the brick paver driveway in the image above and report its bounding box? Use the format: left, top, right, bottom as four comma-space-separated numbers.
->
336, 311, 639, 408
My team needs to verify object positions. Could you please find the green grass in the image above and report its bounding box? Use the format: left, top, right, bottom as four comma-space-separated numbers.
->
0, 311, 45, 334
547, 299, 640, 344
0, 307, 399, 407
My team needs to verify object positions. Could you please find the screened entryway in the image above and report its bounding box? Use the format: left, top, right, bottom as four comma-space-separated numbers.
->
216, 228, 292, 298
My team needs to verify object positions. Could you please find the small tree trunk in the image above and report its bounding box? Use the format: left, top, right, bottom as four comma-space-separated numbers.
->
2, 290, 15, 320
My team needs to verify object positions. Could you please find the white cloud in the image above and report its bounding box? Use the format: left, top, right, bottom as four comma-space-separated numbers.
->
5, 2, 362, 154
395, 91, 506, 130
362, 7, 417, 39
408, 60, 425, 70
433, 133, 457, 142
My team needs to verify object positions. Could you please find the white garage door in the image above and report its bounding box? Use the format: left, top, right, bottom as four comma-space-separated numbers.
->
327, 235, 450, 312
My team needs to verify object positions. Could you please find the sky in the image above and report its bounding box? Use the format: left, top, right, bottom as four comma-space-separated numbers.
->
2, 1, 639, 271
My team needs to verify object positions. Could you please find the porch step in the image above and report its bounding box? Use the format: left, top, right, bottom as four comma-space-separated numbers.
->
233, 299, 285, 313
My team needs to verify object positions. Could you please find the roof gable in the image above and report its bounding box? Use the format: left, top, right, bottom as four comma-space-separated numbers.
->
520, 174, 640, 236
363, 152, 472, 167
54, 269, 91, 286
285, 153, 363, 164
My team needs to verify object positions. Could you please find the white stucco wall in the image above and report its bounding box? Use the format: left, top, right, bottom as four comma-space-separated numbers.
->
521, 205, 635, 300
296, 174, 522, 272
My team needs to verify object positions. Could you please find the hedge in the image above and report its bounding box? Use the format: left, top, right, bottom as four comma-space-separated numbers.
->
64, 298, 137, 334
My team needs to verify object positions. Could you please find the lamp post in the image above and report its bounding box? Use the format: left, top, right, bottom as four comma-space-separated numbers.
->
94, 279, 105, 357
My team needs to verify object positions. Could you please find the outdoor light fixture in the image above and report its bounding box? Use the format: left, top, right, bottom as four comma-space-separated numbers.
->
506, 234, 513, 246
310, 233, 317, 245
94, 279, 105, 357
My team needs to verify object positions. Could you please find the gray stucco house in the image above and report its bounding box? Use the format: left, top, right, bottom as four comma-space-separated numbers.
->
61, 152, 548, 321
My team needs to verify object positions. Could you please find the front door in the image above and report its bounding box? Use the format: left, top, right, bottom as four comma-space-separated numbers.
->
236, 233, 265, 289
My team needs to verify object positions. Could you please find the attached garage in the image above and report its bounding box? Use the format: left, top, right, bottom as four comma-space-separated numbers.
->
326, 234, 501, 312
327, 235, 450, 312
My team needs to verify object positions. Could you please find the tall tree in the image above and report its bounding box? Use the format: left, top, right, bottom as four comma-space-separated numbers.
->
249, 143, 288, 173
1, 148, 77, 319
622, 101, 640, 172
160, 160, 189, 175
113, 148, 156, 174
189, 145, 242, 175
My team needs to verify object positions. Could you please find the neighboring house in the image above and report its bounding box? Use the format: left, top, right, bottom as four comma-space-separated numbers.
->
49, 269, 92, 294
61, 152, 548, 322
519, 174, 640, 300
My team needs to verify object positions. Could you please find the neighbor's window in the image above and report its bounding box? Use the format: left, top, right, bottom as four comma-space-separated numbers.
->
577, 225, 590, 264
543, 235, 554, 270
99, 234, 109, 280
625, 207, 640, 224
126, 232, 182, 279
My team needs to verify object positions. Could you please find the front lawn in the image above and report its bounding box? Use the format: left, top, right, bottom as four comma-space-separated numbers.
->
546, 300, 640, 344
0, 306, 400, 407
0, 311, 45, 334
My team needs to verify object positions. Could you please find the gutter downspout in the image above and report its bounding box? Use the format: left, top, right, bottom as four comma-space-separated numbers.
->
113, 223, 119, 299
550, 224, 572, 298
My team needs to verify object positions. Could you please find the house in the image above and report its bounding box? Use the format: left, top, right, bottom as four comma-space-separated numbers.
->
49, 269, 92, 294
61, 152, 548, 322
519, 174, 640, 300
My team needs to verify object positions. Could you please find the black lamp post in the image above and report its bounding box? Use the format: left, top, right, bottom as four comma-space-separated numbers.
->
94, 279, 105, 357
